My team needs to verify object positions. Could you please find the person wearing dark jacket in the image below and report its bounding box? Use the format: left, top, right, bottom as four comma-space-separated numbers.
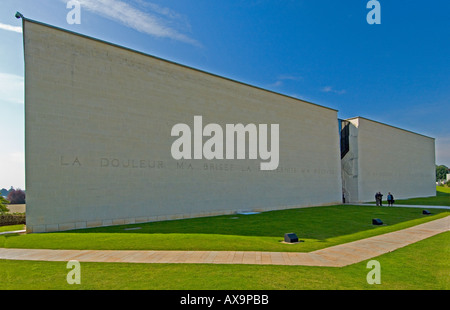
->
387, 192, 394, 206
375, 192, 383, 206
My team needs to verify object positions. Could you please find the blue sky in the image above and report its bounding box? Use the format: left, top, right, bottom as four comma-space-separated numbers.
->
0, 0, 449, 189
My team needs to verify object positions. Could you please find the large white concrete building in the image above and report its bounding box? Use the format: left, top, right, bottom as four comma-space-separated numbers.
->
21, 18, 435, 233
340, 117, 436, 203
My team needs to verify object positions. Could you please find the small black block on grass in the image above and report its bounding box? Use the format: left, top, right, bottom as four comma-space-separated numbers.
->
372, 218, 383, 225
284, 233, 299, 243
422, 210, 431, 215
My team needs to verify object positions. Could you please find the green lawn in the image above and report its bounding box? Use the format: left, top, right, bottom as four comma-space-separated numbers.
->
437, 186, 450, 194
1, 205, 448, 252
393, 186, 450, 206
1, 231, 448, 290
0, 225, 24, 233
1, 189, 448, 290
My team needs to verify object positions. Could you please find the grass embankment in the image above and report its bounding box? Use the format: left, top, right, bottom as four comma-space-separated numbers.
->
0, 225, 24, 233
1, 205, 448, 252
393, 186, 450, 206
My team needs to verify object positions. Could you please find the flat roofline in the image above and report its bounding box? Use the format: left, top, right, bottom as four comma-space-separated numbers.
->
345, 116, 435, 140
20, 16, 338, 113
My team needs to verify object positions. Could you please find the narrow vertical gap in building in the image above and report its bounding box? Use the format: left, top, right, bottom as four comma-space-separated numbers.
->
339, 119, 350, 203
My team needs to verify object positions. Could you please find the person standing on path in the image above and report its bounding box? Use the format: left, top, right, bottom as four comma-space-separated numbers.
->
375, 192, 383, 206
387, 192, 394, 206
375, 192, 382, 206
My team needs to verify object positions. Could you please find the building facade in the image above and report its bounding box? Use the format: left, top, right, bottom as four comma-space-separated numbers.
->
340, 117, 435, 203
22, 18, 435, 233
23, 19, 344, 233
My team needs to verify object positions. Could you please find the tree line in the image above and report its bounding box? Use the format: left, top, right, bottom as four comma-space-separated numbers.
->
0, 187, 26, 204
436, 165, 449, 182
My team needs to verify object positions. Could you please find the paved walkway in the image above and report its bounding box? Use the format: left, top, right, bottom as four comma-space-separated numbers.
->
0, 216, 448, 267
0, 229, 26, 236
356, 203, 450, 210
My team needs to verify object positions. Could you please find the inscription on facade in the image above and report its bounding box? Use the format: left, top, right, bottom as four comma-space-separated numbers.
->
60, 156, 81, 166
58, 156, 336, 175
100, 158, 164, 169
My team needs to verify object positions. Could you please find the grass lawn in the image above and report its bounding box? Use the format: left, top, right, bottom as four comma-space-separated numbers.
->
1, 188, 448, 290
393, 186, 450, 206
1, 231, 448, 290
437, 186, 450, 194
1, 205, 448, 252
0, 225, 24, 233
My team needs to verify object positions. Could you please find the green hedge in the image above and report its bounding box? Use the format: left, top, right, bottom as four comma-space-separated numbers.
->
0, 213, 26, 226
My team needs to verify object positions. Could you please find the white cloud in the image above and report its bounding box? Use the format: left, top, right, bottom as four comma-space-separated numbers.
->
277, 74, 302, 81
269, 74, 303, 88
321, 86, 346, 95
131, 0, 187, 25
0, 73, 24, 104
270, 80, 283, 87
0, 22, 22, 33
67, 0, 200, 46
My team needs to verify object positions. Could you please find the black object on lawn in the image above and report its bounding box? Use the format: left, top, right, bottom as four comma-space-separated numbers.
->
284, 233, 299, 243
372, 218, 383, 225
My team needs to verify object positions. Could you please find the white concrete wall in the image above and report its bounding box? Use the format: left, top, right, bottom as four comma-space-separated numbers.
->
24, 20, 343, 232
349, 117, 435, 202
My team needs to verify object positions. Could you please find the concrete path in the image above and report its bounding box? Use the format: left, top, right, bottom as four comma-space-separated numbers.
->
356, 203, 450, 210
0, 230, 26, 236
0, 216, 448, 267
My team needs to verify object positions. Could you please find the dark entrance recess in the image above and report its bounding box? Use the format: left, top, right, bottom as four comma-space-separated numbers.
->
340, 120, 350, 159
